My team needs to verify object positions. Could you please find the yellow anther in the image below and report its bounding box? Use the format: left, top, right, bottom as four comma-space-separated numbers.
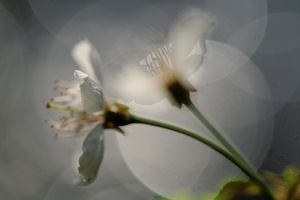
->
47, 102, 74, 111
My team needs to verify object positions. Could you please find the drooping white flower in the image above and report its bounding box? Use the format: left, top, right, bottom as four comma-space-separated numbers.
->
46, 39, 130, 185
46, 70, 105, 185
116, 9, 215, 107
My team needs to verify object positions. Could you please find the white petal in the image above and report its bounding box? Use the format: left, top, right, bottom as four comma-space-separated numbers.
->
71, 38, 103, 85
74, 70, 88, 80
77, 124, 104, 185
116, 63, 165, 104
77, 72, 103, 114
169, 9, 214, 67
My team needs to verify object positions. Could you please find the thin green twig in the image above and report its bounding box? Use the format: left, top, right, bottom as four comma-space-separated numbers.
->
130, 113, 267, 190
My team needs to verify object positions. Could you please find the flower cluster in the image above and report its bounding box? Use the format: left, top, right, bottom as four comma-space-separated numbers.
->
45, 9, 215, 187
44, 9, 299, 200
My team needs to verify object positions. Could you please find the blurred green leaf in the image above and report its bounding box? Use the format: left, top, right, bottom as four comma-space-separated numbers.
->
209, 178, 262, 200
283, 166, 298, 187
154, 195, 174, 200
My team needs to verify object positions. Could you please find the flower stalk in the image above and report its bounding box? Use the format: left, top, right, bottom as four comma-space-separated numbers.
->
129, 114, 250, 178
129, 113, 273, 199
184, 99, 274, 199
164, 77, 273, 198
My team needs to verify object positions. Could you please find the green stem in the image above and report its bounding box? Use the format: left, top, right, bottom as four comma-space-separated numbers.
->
184, 100, 273, 199
129, 113, 267, 191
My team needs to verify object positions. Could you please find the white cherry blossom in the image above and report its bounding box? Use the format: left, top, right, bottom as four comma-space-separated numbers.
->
116, 9, 215, 106
46, 39, 116, 185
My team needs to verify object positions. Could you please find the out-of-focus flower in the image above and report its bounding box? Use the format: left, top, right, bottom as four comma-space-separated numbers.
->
46, 39, 130, 185
116, 9, 215, 107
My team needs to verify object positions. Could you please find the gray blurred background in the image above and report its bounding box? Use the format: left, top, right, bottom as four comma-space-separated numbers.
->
0, 0, 300, 199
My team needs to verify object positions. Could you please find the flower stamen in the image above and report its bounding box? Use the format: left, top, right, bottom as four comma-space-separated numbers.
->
51, 95, 73, 103
46, 77, 106, 139
46, 102, 73, 111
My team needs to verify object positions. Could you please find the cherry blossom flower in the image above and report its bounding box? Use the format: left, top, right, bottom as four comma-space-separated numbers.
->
46, 39, 130, 185
115, 9, 215, 107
